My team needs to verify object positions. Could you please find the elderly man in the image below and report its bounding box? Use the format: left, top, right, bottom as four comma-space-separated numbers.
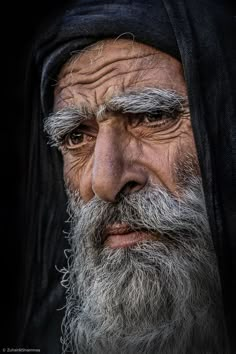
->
20, 1, 235, 353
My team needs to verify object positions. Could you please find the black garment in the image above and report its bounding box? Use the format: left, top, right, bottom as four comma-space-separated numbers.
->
20, 1, 236, 353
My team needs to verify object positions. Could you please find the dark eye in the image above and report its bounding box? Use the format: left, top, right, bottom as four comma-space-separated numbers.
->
143, 112, 164, 123
142, 112, 175, 127
65, 131, 85, 149
128, 111, 170, 127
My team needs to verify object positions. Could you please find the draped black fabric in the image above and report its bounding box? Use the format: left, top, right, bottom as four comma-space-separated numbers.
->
20, 1, 236, 352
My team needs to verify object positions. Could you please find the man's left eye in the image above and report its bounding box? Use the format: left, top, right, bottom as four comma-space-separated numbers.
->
143, 112, 166, 123
142, 112, 174, 126
128, 112, 174, 128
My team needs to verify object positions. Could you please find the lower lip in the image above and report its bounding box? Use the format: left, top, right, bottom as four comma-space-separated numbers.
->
104, 232, 156, 249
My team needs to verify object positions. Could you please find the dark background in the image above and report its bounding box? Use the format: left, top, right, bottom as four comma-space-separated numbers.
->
2, 1, 65, 347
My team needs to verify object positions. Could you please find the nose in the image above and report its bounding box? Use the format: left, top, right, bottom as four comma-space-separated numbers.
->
91, 125, 147, 202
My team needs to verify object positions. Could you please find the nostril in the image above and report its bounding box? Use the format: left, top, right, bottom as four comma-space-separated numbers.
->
120, 181, 141, 196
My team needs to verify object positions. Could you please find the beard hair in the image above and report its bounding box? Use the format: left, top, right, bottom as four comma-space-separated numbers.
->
60, 176, 228, 354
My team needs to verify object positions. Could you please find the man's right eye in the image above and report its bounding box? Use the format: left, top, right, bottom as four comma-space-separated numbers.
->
64, 131, 85, 149
63, 127, 96, 150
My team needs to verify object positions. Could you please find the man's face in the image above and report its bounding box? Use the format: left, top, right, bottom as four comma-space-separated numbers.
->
45, 39, 225, 353
52, 39, 200, 248
54, 39, 197, 198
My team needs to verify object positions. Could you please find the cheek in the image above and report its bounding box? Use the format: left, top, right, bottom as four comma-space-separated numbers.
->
174, 130, 201, 186
62, 148, 95, 201
139, 119, 198, 192
171, 123, 200, 189
63, 158, 81, 192
62, 149, 89, 192
141, 143, 178, 191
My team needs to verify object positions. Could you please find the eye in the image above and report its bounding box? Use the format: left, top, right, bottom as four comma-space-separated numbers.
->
67, 131, 84, 146
143, 112, 167, 123
134, 111, 175, 128
128, 111, 176, 128
64, 130, 94, 149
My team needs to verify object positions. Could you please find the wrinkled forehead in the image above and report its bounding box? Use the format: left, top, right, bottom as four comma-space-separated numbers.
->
58, 39, 158, 74
54, 39, 187, 111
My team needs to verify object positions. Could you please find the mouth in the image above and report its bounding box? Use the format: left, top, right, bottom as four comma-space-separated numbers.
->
104, 224, 157, 249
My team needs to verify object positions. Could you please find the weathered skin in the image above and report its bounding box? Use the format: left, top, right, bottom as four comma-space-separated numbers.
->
54, 39, 198, 202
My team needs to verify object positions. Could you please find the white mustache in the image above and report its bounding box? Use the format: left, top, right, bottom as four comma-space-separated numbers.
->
67, 176, 209, 249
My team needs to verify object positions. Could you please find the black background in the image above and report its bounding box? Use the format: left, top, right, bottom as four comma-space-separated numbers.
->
2, 1, 64, 347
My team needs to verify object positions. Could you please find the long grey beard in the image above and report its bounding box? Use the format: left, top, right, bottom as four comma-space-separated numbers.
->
61, 178, 228, 354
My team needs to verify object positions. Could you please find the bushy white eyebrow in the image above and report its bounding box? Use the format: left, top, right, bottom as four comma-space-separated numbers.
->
44, 88, 187, 147
44, 106, 92, 146
98, 88, 186, 121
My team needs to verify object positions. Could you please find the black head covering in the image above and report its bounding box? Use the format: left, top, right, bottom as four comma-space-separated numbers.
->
20, 1, 236, 352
